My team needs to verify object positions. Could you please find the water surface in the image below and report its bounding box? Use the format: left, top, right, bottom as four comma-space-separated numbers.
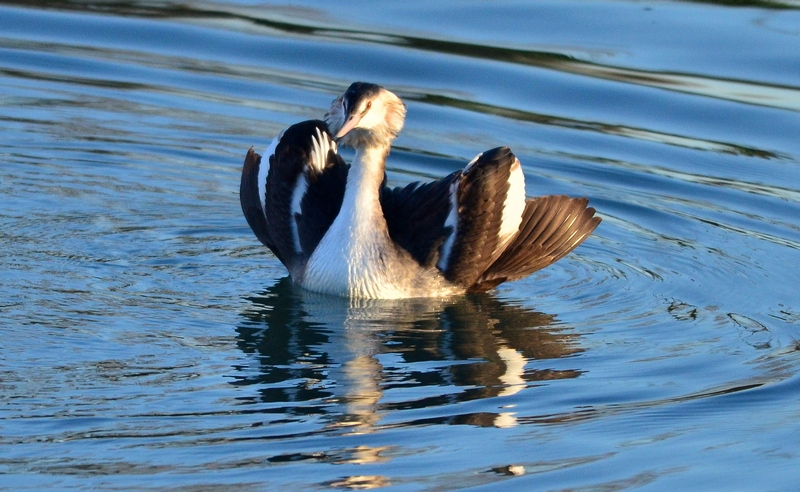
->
2, 1, 800, 490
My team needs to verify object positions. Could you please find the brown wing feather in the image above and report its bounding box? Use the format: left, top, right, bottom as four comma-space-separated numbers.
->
240, 120, 347, 275
381, 171, 459, 267
442, 147, 517, 287
295, 131, 348, 256
240, 147, 284, 262
262, 130, 305, 270
471, 195, 601, 291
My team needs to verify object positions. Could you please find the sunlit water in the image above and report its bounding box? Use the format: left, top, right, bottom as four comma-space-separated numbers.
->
2, 1, 800, 490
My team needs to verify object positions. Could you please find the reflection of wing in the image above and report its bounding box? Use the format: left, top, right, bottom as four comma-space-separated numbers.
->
237, 282, 583, 430
239, 120, 348, 275
441, 295, 581, 363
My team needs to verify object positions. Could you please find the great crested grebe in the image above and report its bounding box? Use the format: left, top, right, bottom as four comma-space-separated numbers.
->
240, 82, 600, 298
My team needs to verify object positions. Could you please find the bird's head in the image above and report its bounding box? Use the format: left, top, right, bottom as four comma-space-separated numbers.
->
325, 82, 406, 149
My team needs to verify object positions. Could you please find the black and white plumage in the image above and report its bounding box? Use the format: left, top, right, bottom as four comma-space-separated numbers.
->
240, 82, 601, 298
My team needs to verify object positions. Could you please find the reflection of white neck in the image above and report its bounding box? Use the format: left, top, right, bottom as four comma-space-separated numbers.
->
327, 305, 385, 439
340, 355, 382, 434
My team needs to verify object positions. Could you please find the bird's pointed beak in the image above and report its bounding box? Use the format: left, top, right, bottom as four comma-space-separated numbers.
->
335, 113, 362, 139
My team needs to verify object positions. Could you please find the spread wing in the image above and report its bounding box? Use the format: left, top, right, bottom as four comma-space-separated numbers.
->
380, 146, 600, 292
436, 147, 527, 288
240, 120, 348, 275
473, 195, 601, 291
380, 171, 459, 268
379, 147, 524, 281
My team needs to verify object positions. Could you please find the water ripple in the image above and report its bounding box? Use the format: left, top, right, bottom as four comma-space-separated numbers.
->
2, 1, 800, 490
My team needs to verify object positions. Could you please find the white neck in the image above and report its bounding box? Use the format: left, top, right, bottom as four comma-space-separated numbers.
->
343, 146, 388, 225
300, 141, 459, 298
301, 143, 405, 297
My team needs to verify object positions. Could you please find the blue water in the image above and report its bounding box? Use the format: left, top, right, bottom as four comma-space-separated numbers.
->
2, 1, 800, 490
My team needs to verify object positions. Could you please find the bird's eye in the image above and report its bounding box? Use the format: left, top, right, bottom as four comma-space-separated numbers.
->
365, 101, 372, 111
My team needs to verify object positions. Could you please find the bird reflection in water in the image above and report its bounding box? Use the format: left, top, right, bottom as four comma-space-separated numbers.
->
235, 278, 583, 434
